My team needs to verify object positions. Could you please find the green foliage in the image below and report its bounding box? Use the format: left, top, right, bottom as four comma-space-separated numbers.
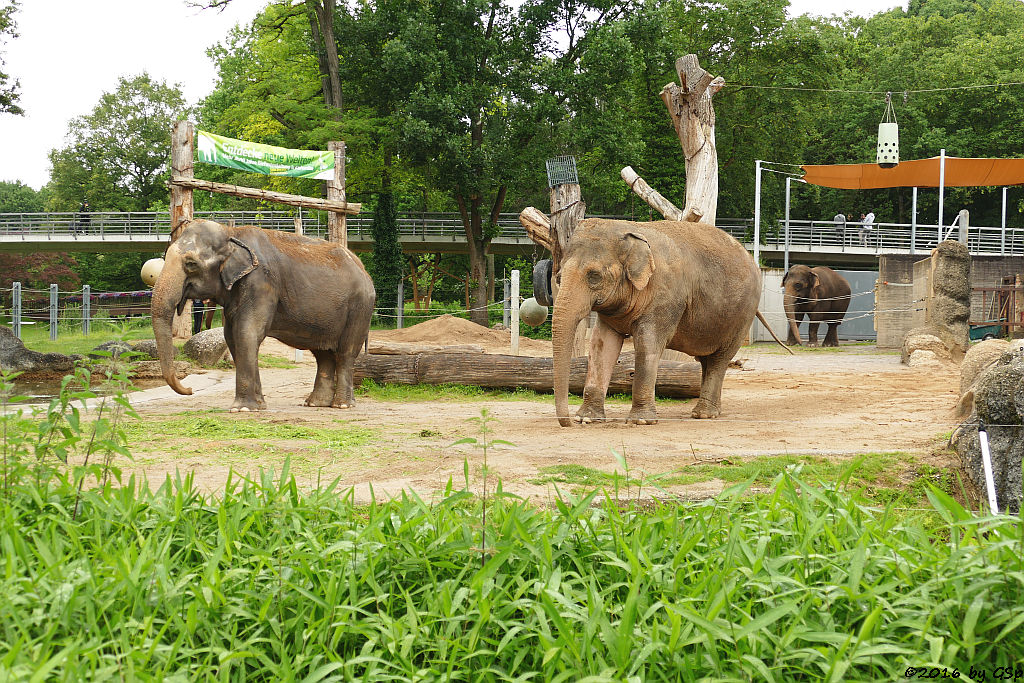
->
1, 391, 1023, 679
47, 73, 190, 212
370, 185, 404, 317
0, 179, 42, 211
0, 0, 21, 115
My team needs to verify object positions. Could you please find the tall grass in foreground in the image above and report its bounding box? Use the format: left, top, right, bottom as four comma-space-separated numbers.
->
1, 374, 1023, 680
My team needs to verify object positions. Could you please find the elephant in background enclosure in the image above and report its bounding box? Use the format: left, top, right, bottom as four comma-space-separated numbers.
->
552, 218, 784, 426
152, 219, 375, 412
782, 265, 851, 347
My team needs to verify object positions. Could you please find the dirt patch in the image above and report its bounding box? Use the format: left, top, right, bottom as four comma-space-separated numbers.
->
373, 314, 552, 356
124, 324, 962, 504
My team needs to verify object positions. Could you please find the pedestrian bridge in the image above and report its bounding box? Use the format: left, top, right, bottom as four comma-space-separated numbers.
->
1, 211, 1021, 265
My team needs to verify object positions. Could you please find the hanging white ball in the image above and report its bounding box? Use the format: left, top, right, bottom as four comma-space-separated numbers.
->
141, 258, 165, 287
519, 297, 548, 327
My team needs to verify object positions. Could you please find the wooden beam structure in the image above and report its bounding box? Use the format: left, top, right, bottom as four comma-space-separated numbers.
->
168, 177, 362, 215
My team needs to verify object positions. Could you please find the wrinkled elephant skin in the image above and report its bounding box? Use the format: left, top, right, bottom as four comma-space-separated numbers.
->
152, 219, 375, 412
782, 265, 851, 347
551, 219, 761, 426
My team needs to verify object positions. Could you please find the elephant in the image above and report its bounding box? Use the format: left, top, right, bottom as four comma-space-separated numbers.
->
552, 218, 780, 426
152, 219, 376, 412
781, 265, 851, 347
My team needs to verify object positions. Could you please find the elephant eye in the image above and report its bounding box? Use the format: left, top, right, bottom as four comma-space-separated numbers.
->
586, 270, 602, 287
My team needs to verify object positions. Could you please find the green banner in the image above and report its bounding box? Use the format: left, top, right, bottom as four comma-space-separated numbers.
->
196, 131, 335, 180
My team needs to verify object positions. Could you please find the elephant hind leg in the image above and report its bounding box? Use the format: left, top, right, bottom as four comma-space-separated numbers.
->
692, 346, 737, 419
823, 322, 841, 347
305, 349, 337, 407
331, 348, 357, 409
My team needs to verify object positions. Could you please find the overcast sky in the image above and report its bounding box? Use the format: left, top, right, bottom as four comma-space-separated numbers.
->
0, 0, 905, 192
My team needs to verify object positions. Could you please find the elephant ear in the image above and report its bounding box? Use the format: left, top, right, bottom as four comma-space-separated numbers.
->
782, 270, 790, 286
810, 273, 822, 299
623, 231, 655, 291
220, 237, 259, 291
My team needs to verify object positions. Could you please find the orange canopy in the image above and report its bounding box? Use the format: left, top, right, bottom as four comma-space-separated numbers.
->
801, 156, 1024, 189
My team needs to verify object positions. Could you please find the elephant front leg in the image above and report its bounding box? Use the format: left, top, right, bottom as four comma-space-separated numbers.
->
807, 321, 821, 347
627, 326, 665, 425
229, 329, 267, 413
575, 319, 624, 424
305, 350, 337, 407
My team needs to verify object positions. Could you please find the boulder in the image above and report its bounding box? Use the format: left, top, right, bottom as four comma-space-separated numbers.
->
901, 331, 950, 364
130, 339, 160, 360
182, 327, 228, 367
89, 340, 134, 359
132, 360, 189, 379
952, 346, 1024, 514
908, 349, 944, 368
0, 325, 77, 374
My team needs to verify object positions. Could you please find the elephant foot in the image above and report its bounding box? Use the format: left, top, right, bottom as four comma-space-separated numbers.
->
331, 401, 352, 409
626, 406, 658, 425
229, 397, 265, 413
304, 389, 334, 407
691, 399, 720, 419
573, 404, 606, 424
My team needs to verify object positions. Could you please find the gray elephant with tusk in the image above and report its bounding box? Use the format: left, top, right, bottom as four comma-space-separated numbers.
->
152, 219, 375, 413
552, 218, 776, 426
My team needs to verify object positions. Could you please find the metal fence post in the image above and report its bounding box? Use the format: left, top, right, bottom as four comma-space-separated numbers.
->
12, 281, 21, 339
49, 283, 58, 341
83, 285, 91, 336
397, 279, 404, 329
511, 270, 520, 356
503, 278, 510, 329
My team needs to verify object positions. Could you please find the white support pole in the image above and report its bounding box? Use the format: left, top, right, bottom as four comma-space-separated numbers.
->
784, 176, 791, 273
82, 285, 91, 336
979, 426, 999, 514
510, 270, 520, 356
294, 209, 303, 362
753, 160, 762, 265
938, 148, 946, 242
1001, 187, 1007, 255
49, 284, 58, 342
910, 187, 918, 255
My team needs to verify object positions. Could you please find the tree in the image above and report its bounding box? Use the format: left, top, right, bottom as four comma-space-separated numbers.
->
0, 0, 22, 115
0, 179, 43, 212
47, 73, 190, 211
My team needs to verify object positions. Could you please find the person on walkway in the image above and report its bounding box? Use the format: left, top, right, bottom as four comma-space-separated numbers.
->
75, 200, 90, 235
859, 211, 875, 246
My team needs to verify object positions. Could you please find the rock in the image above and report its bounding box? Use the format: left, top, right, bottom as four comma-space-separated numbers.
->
182, 327, 228, 367
908, 349, 944, 368
952, 346, 1024, 514
960, 339, 1012, 395
89, 340, 134, 359
130, 339, 160, 360
0, 325, 77, 374
901, 332, 949, 364
132, 360, 189, 379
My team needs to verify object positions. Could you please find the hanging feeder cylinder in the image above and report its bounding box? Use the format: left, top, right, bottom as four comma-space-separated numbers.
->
877, 122, 899, 168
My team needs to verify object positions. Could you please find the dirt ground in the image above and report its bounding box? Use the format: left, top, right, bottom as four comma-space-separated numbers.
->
125, 315, 962, 502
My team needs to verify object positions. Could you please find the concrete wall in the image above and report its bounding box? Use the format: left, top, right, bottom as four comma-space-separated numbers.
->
876, 253, 1023, 348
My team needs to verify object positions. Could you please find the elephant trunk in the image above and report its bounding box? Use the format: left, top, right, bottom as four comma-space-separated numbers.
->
551, 271, 592, 427
783, 291, 802, 344
151, 243, 192, 395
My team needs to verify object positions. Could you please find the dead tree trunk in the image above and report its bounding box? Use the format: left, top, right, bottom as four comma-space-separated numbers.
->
169, 121, 195, 340
659, 54, 724, 225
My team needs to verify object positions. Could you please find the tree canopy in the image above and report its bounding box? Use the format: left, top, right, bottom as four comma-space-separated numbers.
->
0, 0, 22, 115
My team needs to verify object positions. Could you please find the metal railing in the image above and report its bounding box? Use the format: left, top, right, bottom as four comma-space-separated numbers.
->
767, 219, 1024, 255
1, 212, 1021, 255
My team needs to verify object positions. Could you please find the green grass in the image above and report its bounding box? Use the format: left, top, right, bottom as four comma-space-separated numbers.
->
0, 457, 1021, 679
122, 412, 378, 460
531, 452, 956, 507
357, 378, 682, 405
13, 318, 155, 356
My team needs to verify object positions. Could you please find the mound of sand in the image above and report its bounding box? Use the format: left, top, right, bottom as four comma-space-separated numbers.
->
372, 315, 552, 356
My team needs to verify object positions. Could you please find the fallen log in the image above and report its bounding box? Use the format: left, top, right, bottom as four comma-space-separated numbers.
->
353, 351, 701, 398
368, 342, 485, 355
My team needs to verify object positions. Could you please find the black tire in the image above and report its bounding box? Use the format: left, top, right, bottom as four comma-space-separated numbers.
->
533, 259, 553, 307
983, 333, 996, 341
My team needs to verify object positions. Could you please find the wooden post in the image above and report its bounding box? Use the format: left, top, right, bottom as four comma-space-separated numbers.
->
548, 172, 588, 358
328, 141, 347, 246
511, 270, 520, 356
170, 120, 194, 241
170, 120, 195, 339
659, 54, 724, 225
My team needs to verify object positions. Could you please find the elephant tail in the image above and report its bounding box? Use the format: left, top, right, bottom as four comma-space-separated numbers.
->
755, 310, 795, 355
